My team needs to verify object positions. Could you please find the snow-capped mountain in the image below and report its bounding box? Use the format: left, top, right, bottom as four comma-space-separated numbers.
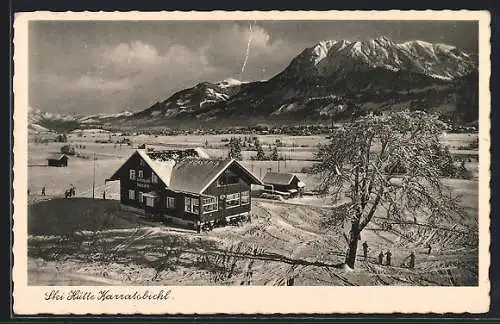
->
28, 107, 78, 132
216, 78, 244, 89
78, 111, 134, 124
129, 78, 249, 121
284, 37, 475, 81
28, 107, 134, 132
28, 107, 78, 124
123, 36, 478, 126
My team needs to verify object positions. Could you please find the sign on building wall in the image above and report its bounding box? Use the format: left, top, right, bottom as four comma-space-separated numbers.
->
137, 178, 151, 189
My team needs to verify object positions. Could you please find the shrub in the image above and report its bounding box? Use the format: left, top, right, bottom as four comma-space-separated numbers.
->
300, 166, 313, 173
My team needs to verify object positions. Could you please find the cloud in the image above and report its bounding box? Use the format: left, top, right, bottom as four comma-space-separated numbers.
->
103, 40, 161, 66
74, 75, 133, 91
203, 23, 297, 78
101, 41, 210, 71
34, 73, 133, 92
30, 23, 300, 114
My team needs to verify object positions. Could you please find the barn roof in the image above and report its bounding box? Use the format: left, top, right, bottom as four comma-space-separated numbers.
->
47, 154, 68, 160
262, 172, 299, 185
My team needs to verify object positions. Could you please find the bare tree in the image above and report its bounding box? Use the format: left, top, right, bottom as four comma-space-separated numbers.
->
313, 111, 466, 269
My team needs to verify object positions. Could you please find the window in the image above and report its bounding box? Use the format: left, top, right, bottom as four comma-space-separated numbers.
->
152, 173, 158, 184
241, 191, 250, 204
226, 193, 240, 208
184, 197, 191, 212
145, 196, 155, 207
129, 169, 136, 180
138, 170, 144, 179
202, 196, 218, 213
128, 190, 135, 200
184, 196, 200, 214
192, 198, 199, 214
138, 191, 143, 204
166, 196, 175, 209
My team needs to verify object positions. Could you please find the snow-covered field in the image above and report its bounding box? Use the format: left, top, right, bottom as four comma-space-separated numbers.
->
27, 195, 478, 286
26, 134, 479, 286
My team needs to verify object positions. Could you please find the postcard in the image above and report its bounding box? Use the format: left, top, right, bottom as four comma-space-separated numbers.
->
12, 10, 491, 314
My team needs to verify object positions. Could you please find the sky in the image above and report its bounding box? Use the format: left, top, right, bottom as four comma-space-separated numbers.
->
28, 20, 478, 114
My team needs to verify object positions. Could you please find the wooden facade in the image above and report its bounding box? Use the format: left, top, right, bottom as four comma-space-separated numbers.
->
107, 150, 262, 228
47, 154, 68, 167
200, 164, 253, 223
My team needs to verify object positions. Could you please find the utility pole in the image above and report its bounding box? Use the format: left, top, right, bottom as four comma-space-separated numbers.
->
92, 151, 96, 200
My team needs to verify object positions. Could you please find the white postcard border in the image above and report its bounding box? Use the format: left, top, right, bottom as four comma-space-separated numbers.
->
12, 10, 491, 315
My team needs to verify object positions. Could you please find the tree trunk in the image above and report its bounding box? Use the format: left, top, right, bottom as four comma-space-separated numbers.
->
345, 219, 361, 269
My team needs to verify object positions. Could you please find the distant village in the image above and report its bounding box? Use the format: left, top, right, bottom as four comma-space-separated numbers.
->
50, 118, 478, 138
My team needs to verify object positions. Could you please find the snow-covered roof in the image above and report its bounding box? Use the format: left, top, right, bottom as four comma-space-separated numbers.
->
47, 154, 68, 160
262, 172, 301, 186
107, 150, 263, 194
136, 150, 176, 187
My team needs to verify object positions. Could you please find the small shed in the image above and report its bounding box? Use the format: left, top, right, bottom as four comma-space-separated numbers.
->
47, 154, 68, 167
262, 172, 306, 197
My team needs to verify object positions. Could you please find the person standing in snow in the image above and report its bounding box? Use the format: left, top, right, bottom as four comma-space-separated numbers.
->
41, 186, 46, 196
426, 243, 432, 255
408, 252, 415, 269
385, 250, 392, 266
378, 251, 384, 265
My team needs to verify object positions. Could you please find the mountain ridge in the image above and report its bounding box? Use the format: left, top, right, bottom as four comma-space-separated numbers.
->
121, 36, 477, 127
30, 36, 479, 131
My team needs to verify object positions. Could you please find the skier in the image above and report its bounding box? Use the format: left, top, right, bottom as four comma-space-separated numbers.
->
362, 241, 369, 261
408, 252, 415, 269
41, 186, 46, 196
385, 250, 392, 266
378, 251, 384, 265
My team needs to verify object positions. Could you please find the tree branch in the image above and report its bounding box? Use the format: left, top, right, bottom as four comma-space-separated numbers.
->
360, 185, 384, 230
